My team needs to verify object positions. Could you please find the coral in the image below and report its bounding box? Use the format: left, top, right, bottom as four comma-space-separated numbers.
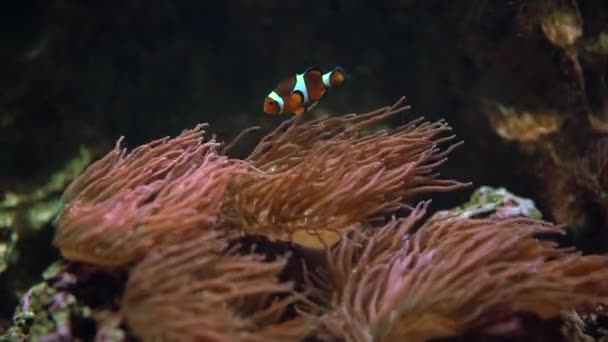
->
53, 125, 246, 268
432, 185, 543, 220
227, 97, 469, 249
0, 261, 127, 342
313, 201, 608, 342
575, 137, 608, 208
0, 229, 18, 276
540, 7, 583, 50
122, 230, 314, 341
0, 146, 93, 275
484, 103, 565, 144
470, 97, 608, 249
561, 305, 608, 341
0, 146, 97, 329
455, 0, 608, 251
562, 136, 608, 253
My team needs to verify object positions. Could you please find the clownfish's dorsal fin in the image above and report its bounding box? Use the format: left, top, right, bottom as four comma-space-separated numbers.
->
302, 67, 322, 74
276, 75, 297, 97
304, 68, 327, 102
331, 66, 346, 74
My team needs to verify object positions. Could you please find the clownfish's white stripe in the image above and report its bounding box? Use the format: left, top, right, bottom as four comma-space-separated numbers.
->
268, 91, 284, 113
293, 73, 310, 104
322, 71, 332, 88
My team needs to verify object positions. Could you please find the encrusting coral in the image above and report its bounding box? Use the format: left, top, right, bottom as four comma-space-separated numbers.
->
32, 97, 608, 341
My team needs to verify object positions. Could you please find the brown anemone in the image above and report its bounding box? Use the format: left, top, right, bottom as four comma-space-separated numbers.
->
314, 202, 608, 342
53, 125, 245, 267
122, 230, 315, 341
227, 98, 469, 249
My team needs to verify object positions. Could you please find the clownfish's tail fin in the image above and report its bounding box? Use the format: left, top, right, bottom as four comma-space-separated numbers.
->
322, 66, 348, 88
330, 66, 348, 87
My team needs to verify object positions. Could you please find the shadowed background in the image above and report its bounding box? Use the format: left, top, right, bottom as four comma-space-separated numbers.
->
0, 0, 524, 193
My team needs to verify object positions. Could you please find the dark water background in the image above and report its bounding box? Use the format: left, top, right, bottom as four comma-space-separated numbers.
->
0, 1, 527, 203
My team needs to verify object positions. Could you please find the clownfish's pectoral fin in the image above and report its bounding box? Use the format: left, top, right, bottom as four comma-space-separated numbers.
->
292, 106, 306, 115
307, 101, 319, 111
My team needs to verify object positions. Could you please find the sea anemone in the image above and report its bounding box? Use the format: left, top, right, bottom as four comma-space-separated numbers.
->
44, 98, 608, 341
53, 125, 245, 267
122, 230, 315, 341
313, 202, 608, 341
227, 98, 469, 249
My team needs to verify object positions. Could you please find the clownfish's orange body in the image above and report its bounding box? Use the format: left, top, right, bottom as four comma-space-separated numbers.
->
264, 67, 347, 115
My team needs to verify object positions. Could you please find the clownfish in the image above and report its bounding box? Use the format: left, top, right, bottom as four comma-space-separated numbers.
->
264, 67, 347, 115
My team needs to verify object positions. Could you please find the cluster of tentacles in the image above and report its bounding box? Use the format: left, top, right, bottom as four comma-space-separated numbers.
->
52, 98, 608, 341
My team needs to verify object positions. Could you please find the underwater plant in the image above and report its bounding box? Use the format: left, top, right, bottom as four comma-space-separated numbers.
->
6, 97, 606, 341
